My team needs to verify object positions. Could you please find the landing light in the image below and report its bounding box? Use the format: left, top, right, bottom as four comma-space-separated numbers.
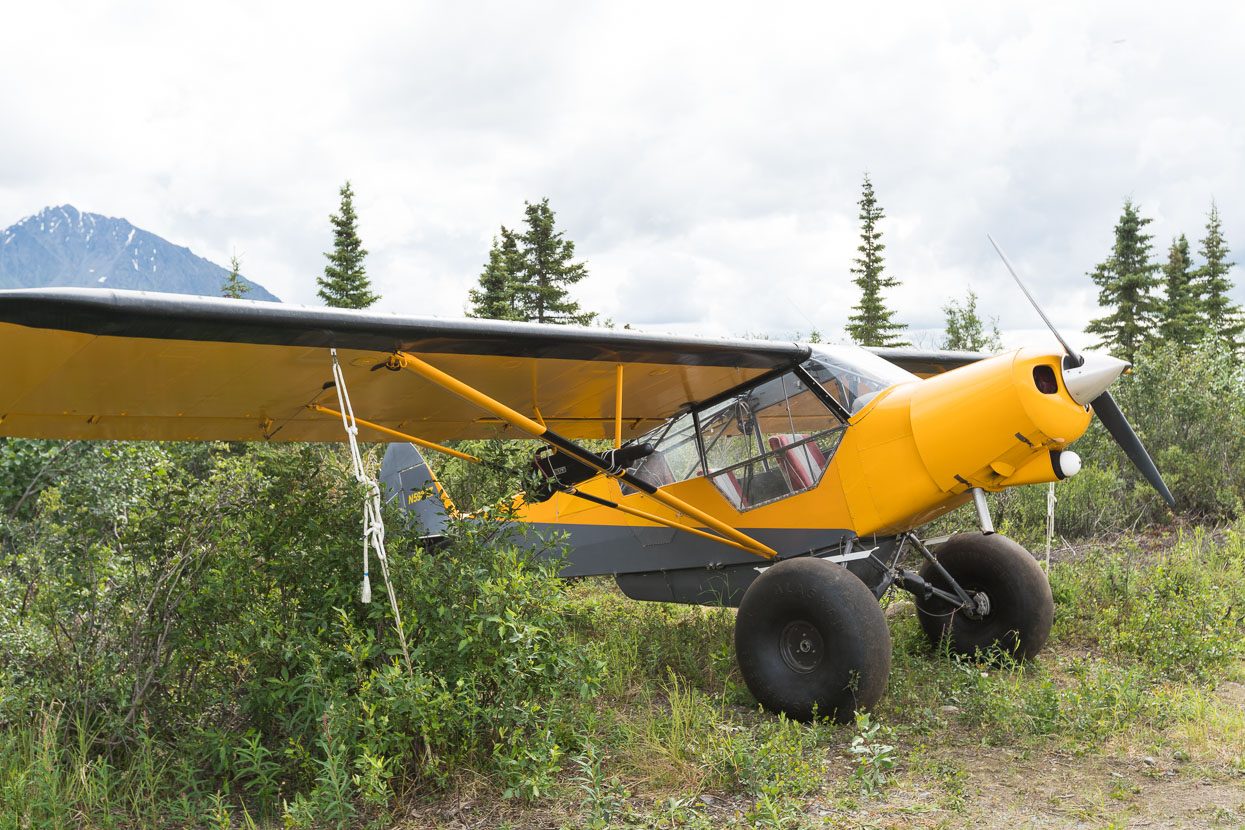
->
1055, 450, 1081, 479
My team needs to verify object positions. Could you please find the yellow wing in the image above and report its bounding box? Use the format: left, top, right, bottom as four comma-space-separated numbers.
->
0, 288, 810, 443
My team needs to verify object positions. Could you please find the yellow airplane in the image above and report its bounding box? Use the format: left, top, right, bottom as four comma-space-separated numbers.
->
0, 247, 1171, 722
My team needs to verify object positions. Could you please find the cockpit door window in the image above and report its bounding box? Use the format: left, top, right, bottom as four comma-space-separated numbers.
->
623, 368, 849, 508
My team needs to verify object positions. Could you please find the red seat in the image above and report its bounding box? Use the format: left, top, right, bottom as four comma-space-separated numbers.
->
768, 434, 826, 490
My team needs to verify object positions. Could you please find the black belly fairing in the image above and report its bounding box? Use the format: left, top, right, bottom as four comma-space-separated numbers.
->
516, 522, 887, 607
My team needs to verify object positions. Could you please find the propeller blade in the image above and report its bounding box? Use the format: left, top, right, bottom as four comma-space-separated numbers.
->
987, 234, 1084, 367
1091, 390, 1175, 507
987, 235, 1172, 507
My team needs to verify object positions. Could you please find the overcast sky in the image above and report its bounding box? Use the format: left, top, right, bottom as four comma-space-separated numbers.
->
2, 1, 1242, 350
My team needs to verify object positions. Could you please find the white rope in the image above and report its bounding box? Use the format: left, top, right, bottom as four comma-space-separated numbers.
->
1045, 481, 1057, 573
329, 349, 413, 673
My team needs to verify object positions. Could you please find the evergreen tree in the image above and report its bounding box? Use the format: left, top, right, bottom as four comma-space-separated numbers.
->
845, 175, 908, 347
220, 253, 250, 299
468, 199, 596, 325
941, 288, 1003, 351
1158, 235, 1199, 345
1194, 201, 1243, 346
317, 181, 378, 309
1085, 199, 1161, 363
516, 198, 595, 325
467, 228, 523, 320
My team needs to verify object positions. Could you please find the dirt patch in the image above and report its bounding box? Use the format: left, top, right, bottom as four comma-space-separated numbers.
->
905, 747, 1242, 829
394, 736, 1244, 829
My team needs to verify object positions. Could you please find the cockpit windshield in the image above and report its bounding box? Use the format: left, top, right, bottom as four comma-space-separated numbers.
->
802, 345, 917, 415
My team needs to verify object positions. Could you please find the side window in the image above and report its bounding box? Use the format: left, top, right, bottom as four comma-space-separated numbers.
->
802, 348, 916, 414
698, 399, 756, 472
702, 373, 844, 510
629, 412, 700, 488
620, 371, 845, 510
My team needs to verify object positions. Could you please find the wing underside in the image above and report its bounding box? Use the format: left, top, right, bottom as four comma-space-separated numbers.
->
0, 288, 810, 443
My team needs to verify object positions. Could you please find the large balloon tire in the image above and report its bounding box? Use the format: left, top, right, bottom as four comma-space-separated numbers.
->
735, 557, 891, 723
915, 533, 1053, 660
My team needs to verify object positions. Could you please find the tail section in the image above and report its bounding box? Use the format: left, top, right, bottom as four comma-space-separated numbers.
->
380, 443, 455, 537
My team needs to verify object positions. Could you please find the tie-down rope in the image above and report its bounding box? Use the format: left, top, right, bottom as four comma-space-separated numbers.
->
329, 349, 413, 673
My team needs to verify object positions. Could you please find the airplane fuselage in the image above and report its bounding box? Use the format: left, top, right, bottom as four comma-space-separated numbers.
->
512, 345, 1093, 599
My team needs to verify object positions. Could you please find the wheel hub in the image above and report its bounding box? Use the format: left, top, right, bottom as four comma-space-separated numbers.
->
968, 591, 991, 620
779, 620, 824, 673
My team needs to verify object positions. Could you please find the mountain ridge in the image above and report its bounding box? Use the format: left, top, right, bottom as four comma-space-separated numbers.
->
0, 205, 279, 301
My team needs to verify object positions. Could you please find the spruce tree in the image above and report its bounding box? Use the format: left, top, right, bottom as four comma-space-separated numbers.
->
1158, 235, 1199, 345
512, 199, 595, 326
220, 253, 250, 299
467, 199, 597, 325
467, 228, 523, 320
515, 199, 595, 325
1194, 201, 1243, 346
845, 175, 908, 347
318, 181, 378, 309
1085, 199, 1161, 363
941, 288, 1002, 351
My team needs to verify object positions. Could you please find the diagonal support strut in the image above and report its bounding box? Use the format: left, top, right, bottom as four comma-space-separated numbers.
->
389, 350, 777, 559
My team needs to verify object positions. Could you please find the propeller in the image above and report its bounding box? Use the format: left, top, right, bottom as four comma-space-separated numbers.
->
986, 235, 1175, 507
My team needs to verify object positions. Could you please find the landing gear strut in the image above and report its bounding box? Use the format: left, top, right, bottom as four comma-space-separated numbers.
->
730, 530, 1053, 722
911, 532, 1054, 659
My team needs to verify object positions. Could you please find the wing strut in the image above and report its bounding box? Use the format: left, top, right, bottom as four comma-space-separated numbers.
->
390, 351, 777, 559
307, 403, 480, 463
614, 363, 624, 449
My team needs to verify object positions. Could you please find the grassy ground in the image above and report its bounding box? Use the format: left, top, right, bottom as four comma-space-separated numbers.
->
399, 524, 1245, 830
4, 524, 1244, 828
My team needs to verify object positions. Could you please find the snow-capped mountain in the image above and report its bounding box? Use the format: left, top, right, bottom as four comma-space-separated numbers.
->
0, 205, 280, 301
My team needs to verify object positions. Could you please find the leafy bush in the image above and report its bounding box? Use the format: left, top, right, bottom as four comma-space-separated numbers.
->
1075, 339, 1245, 524
992, 464, 1136, 545
849, 711, 896, 795
0, 438, 601, 824
701, 712, 827, 798
562, 586, 738, 697
432, 438, 544, 512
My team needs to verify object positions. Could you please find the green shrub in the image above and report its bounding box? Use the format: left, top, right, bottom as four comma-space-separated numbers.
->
562, 589, 738, 697
992, 465, 1137, 546
849, 711, 896, 795
1080, 339, 1245, 523
701, 713, 827, 798
1048, 526, 1245, 683
0, 439, 601, 824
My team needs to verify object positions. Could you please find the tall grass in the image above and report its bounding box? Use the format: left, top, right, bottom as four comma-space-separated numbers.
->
0, 705, 218, 830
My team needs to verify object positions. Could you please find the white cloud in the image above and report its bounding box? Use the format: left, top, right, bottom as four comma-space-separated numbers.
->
1, 0, 1242, 346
